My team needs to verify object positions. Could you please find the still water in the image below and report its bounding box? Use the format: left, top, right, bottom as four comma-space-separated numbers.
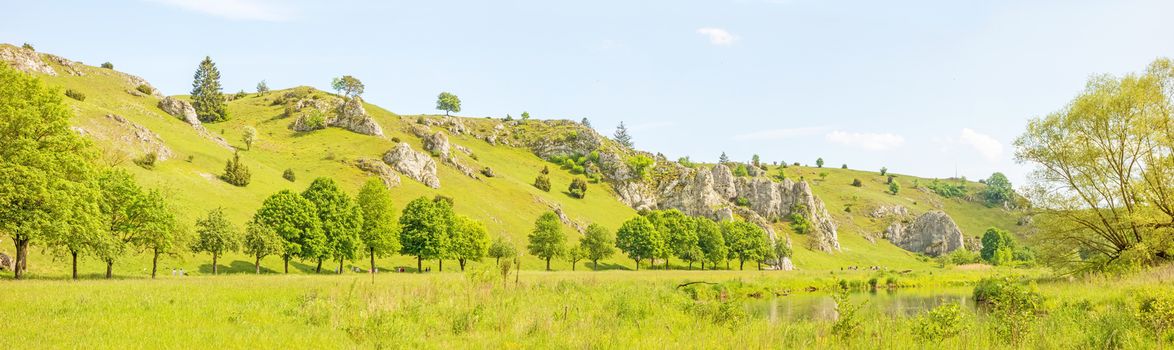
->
746, 288, 975, 323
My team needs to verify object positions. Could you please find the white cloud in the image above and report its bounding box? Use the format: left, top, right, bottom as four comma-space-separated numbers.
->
958, 128, 1004, 161
825, 130, 905, 151
734, 127, 826, 141
150, 0, 295, 22
696, 27, 738, 46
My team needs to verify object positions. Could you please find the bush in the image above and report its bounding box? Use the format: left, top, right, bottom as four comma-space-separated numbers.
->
221, 152, 251, 187
734, 197, 750, 207
64, 89, 86, 101
534, 175, 551, 192
22, 43, 34, 50
733, 164, 749, 177
880, 167, 888, 176
841, 164, 848, 169
625, 155, 654, 178
973, 277, 1045, 346
390, 137, 401, 143
134, 151, 158, 170
540, 165, 550, 175
830, 288, 865, 340
1138, 293, 1174, 335
913, 303, 967, 341
928, 180, 968, 198
569, 178, 588, 198
789, 211, 812, 235
135, 84, 153, 95
888, 181, 900, 195
282, 168, 296, 182
101, 62, 114, 69
851, 178, 862, 187
185, 155, 194, 162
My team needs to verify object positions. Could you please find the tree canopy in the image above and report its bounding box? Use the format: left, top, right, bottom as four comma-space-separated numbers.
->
252, 190, 324, 273
580, 223, 616, 270
399, 196, 454, 271
527, 212, 566, 271
191, 208, 240, 275
356, 178, 400, 273
615, 216, 664, 270
436, 92, 461, 116
302, 177, 363, 273
331, 75, 365, 99
191, 56, 228, 123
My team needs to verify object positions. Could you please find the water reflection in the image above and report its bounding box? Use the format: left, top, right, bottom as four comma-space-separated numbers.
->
749, 289, 975, 323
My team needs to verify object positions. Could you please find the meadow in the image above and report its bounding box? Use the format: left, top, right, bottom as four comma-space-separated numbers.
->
3, 264, 1172, 349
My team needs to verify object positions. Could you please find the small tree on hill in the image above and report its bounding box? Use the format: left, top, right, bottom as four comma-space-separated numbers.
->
221, 152, 251, 186
614, 121, 634, 148
331, 75, 365, 99
436, 92, 461, 116
256, 80, 269, 95
889, 181, 901, 195
101, 62, 114, 69
816, 158, 825, 168
528, 212, 567, 271
751, 154, 761, 167
191, 56, 229, 123
521, 111, 531, 121
982, 172, 1014, 207
567, 244, 585, 271
581, 118, 591, 127
356, 178, 400, 274
534, 175, 552, 192
488, 236, 517, 265
580, 223, 615, 270
243, 220, 284, 274
880, 167, 888, 176
242, 126, 257, 151
569, 177, 588, 198
191, 208, 240, 275
719, 152, 729, 164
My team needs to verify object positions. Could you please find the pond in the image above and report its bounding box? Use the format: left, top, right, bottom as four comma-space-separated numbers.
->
746, 288, 976, 323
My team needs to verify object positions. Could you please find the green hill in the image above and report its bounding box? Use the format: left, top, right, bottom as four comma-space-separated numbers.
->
2, 43, 1030, 276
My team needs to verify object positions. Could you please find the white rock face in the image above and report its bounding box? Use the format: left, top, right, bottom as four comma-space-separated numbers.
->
886, 211, 965, 257
0, 45, 55, 75
104, 114, 173, 161
288, 96, 383, 136
354, 158, 401, 189
329, 97, 383, 136
382, 143, 440, 188
158, 96, 200, 125
424, 131, 451, 159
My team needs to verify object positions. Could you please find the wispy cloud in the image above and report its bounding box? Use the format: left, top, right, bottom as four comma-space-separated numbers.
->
958, 128, 1004, 161
734, 126, 826, 141
696, 27, 738, 46
825, 130, 905, 151
149, 0, 296, 22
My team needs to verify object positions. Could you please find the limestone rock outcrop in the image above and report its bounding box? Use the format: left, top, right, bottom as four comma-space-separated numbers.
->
885, 211, 965, 256
0, 45, 55, 75
382, 143, 440, 188
158, 96, 200, 125
287, 96, 383, 136
329, 97, 383, 136
424, 131, 451, 159
104, 114, 173, 161
354, 158, 401, 189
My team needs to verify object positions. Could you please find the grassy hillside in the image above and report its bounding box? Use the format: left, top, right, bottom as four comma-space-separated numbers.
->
5, 44, 1029, 276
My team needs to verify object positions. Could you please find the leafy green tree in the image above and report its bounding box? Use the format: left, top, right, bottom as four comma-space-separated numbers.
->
695, 217, 726, 270
649, 209, 699, 269
356, 178, 400, 274
191, 56, 228, 123
880, 167, 888, 176
256, 80, 269, 95
399, 196, 454, 272
243, 220, 284, 273
191, 208, 240, 275
242, 126, 257, 151
487, 236, 517, 265
0, 64, 96, 279
528, 212, 567, 271
221, 152, 251, 186
95, 169, 151, 279
580, 223, 616, 270
751, 154, 761, 167
816, 158, 825, 168
889, 181, 901, 195
302, 178, 363, 274
436, 92, 461, 116
581, 117, 591, 127
521, 111, 531, 121
614, 121, 633, 148
331, 75, 365, 99
719, 152, 729, 164
569, 177, 588, 198
46, 178, 103, 280
722, 220, 771, 270
982, 172, 1014, 207
980, 227, 1015, 266
450, 215, 489, 271
136, 190, 185, 278
252, 190, 325, 273
773, 240, 793, 269
566, 244, 585, 271
615, 216, 664, 271
534, 174, 552, 191
625, 155, 654, 178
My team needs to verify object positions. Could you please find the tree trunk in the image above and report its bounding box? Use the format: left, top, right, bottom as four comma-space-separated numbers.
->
664, 258, 669, 270
757, 262, 762, 270
13, 238, 28, 279
105, 260, 113, 279
726, 260, 730, 270
572, 261, 576, 271
315, 258, 322, 273
701, 261, 705, 270
417, 256, 422, 273
739, 259, 745, 270
370, 247, 376, 275
634, 258, 639, 271
213, 253, 220, 275
593, 259, 599, 271
438, 259, 443, 272
71, 250, 79, 280
545, 257, 551, 271
151, 249, 160, 279
495, 257, 500, 265
283, 256, 289, 274
688, 261, 693, 270
338, 258, 344, 274
459, 258, 466, 271
255, 256, 261, 274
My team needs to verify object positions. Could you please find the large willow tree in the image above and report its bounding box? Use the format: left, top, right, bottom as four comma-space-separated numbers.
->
1015, 58, 1174, 273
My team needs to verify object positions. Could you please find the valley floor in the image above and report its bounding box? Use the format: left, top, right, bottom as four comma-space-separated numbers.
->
3, 266, 1172, 349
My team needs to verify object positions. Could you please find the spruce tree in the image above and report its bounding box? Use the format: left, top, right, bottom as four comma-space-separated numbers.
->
614, 121, 633, 148
191, 56, 229, 123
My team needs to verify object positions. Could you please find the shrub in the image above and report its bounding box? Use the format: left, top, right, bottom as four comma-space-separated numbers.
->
569, 178, 588, 198
101, 62, 114, 69
789, 212, 812, 235
221, 152, 251, 187
851, 178, 863, 187
64, 89, 86, 101
480, 167, 495, 177
973, 277, 1045, 346
830, 288, 865, 340
22, 43, 34, 50
135, 84, 153, 95
625, 155, 654, 178
390, 137, 401, 143
886, 174, 896, 184
888, 181, 900, 195
185, 155, 194, 163
913, 303, 967, 341
1138, 293, 1174, 334
282, 168, 296, 182
734, 197, 750, 207
928, 180, 968, 198
540, 165, 550, 175
880, 167, 888, 176
534, 175, 551, 192
134, 151, 158, 170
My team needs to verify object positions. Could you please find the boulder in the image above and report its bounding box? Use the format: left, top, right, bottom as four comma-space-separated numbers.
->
158, 96, 200, 125
886, 211, 965, 257
382, 143, 440, 188
354, 158, 401, 189
328, 97, 383, 136
0, 45, 55, 75
869, 204, 909, 218
424, 131, 451, 159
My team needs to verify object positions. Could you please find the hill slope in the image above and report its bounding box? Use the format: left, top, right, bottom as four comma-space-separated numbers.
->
2, 43, 1030, 275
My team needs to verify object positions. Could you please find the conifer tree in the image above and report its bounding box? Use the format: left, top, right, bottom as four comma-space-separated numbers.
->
191, 56, 228, 123
614, 121, 634, 148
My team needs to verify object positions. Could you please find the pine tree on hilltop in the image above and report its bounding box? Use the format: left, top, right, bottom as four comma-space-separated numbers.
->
191, 56, 229, 123
614, 121, 633, 148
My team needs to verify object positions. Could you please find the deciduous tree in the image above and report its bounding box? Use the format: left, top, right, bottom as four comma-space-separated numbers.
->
252, 190, 324, 273
527, 212, 566, 271
302, 178, 363, 274
580, 223, 615, 270
436, 92, 461, 116
191, 208, 240, 275
399, 196, 454, 272
356, 178, 400, 274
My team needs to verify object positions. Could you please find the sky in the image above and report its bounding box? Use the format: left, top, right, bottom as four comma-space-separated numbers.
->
4, 0, 1174, 187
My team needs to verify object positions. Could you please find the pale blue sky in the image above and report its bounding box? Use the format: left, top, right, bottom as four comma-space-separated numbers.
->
5, 0, 1174, 186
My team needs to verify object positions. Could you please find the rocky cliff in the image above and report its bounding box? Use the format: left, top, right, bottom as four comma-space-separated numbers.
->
883, 210, 966, 256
